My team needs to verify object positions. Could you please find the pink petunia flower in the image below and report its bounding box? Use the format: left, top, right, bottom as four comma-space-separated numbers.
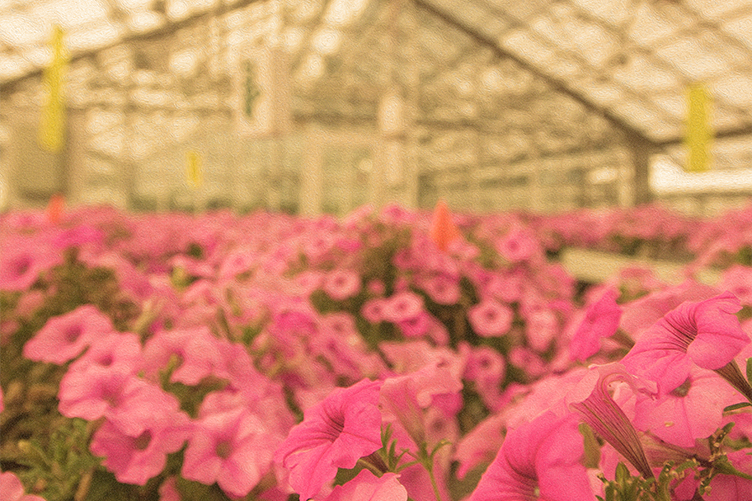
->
23, 305, 115, 364
525, 306, 559, 352
705, 449, 752, 501
90, 406, 190, 485
379, 362, 463, 448
463, 345, 506, 410
453, 413, 506, 480
141, 326, 224, 385
324, 470, 407, 501
158, 477, 181, 501
621, 292, 750, 395
322, 269, 361, 301
632, 366, 739, 448
494, 224, 540, 264
720, 265, 752, 306
274, 379, 383, 501
468, 300, 513, 337
397, 311, 432, 338
361, 298, 387, 323
69, 332, 142, 374
182, 407, 277, 498
468, 411, 594, 501
567, 364, 654, 479
0, 471, 46, 501
569, 288, 622, 361
382, 291, 424, 323
0, 236, 60, 291
418, 273, 461, 305
59, 367, 177, 437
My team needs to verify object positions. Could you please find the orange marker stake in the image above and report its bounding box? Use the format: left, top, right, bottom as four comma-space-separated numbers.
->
429, 200, 461, 252
47, 193, 65, 225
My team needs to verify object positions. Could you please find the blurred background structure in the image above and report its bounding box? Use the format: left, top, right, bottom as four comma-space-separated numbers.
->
2, 0, 752, 216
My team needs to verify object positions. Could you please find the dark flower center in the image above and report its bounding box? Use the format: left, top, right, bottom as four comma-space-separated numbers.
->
66, 325, 83, 343
13, 255, 31, 276
134, 430, 152, 451
216, 440, 232, 459
670, 377, 692, 398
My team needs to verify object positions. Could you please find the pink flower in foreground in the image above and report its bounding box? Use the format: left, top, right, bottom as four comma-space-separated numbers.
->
705, 449, 752, 501
183, 408, 276, 498
0, 471, 46, 501
59, 367, 176, 437
323, 470, 407, 501
0, 237, 59, 291
453, 413, 506, 480
633, 366, 739, 448
90, 410, 190, 485
468, 300, 513, 337
567, 364, 654, 479
379, 362, 463, 447
468, 411, 594, 501
23, 305, 115, 364
720, 265, 752, 307
569, 288, 622, 361
622, 292, 750, 395
69, 332, 142, 374
274, 379, 383, 501
141, 326, 223, 385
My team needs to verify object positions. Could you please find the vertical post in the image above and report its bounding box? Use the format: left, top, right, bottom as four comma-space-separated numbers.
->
375, 0, 406, 208
300, 128, 323, 215
617, 147, 634, 208
402, 0, 420, 209
627, 131, 653, 205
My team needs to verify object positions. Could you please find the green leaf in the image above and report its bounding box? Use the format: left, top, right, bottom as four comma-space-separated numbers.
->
615, 462, 633, 487
746, 357, 752, 385
84, 469, 140, 501
714, 455, 752, 480
579, 422, 601, 469
724, 402, 752, 412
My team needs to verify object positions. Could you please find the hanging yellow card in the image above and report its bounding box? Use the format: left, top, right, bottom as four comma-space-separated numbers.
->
685, 82, 712, 173
38, 25, 68, 153
186, 150, 203, 189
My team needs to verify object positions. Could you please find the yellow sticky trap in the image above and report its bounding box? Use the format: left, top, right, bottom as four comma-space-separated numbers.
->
38, 25, 68, 153
684, 82, 712, 173
186, 150, 202, 189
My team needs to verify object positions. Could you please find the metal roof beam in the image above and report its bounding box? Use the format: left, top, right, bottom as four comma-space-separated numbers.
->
413, 0, 658, 148
0, 0, 264, 93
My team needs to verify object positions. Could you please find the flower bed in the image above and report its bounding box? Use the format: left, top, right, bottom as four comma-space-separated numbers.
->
1, 204, 751, 501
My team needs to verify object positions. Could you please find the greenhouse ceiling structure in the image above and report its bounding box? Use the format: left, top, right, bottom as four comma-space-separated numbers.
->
2, 0, 752, 216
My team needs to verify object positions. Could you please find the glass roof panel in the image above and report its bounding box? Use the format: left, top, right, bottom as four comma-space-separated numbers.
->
127, 11, 166, 33
629, 1, 693, 48
30, 0, 109, 30
570, 0, 632, 27
656, 36, 731, 80
712, 72, 752, 107
613, 54, 681, 93
683, 0, 752, 19
486, 0, 548, 21
0, 11, 48, 45
650, 93, 685, 121
66, 21, 124, 51
723, 12, 752, 51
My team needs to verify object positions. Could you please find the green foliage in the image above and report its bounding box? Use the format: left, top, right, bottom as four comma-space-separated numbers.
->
14, 418, 100, 501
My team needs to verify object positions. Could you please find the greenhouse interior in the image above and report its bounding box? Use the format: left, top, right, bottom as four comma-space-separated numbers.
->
5, 1, 752, 500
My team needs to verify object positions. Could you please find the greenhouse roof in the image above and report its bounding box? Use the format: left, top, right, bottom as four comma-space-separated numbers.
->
3, 0, 752, 166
